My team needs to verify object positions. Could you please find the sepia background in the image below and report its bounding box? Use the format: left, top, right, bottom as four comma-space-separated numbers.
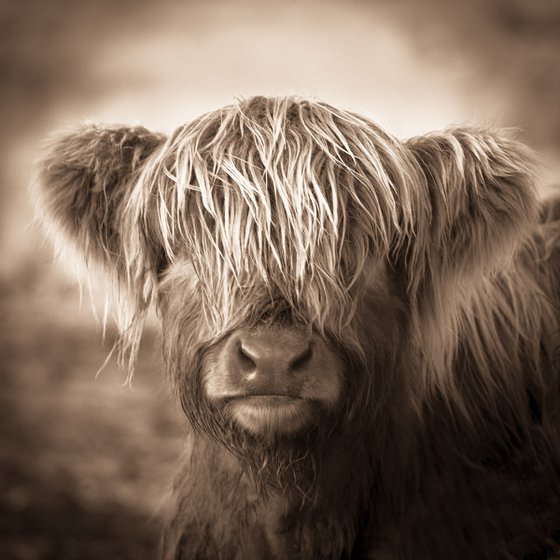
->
1, 0, 559, 558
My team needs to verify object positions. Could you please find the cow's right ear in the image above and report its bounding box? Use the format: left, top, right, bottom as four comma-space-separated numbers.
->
35, 124, 167, 273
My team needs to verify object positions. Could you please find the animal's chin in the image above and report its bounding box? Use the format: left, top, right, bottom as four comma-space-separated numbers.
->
225, 395, 314, 438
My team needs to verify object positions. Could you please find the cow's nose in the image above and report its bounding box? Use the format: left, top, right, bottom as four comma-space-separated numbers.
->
219, 328, 318, 394
206, 326, 342, 410
235, 332, 313, 381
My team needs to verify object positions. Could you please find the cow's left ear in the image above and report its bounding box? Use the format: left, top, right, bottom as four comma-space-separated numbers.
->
400, 128, 541, 391
35, 124, 167, 273
405, 128, 539, 286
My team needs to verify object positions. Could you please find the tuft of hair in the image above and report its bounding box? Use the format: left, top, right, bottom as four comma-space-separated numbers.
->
128, 96, 422, 343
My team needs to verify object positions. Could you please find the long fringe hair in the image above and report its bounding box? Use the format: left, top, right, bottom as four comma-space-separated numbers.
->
128, 96, 420, 326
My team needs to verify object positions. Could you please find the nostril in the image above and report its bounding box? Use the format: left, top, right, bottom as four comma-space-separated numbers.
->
289, 345, 312, 371
237, 343, 257, 369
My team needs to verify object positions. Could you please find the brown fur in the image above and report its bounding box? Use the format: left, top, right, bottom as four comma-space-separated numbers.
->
34, 96, 560, 559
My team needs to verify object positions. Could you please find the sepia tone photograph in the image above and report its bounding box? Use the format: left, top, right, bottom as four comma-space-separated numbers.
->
1, 0, 559, 558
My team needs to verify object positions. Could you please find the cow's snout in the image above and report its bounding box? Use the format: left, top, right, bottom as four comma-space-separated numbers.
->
229, 331, 313, 391
204, 327, 343, 437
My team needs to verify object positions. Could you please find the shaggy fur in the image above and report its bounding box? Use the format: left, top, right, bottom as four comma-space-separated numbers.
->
35, 96, 560, 559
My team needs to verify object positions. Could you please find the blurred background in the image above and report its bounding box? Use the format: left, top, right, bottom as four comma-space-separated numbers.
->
1, 0, 559, 558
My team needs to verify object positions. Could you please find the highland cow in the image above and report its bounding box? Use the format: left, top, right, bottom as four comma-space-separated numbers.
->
35, 96, 560, 559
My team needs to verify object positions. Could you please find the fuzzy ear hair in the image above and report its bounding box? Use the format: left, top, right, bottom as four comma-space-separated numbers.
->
34, 124, 168, 376
405, 128, 539, 289
35, 124, 167, 275
400, 129, 541, 401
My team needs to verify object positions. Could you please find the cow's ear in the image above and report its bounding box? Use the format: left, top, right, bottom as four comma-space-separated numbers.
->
405, 128, 539, 288
35, 124, 168, 376
35, 124, 167, 273
401, 128, 540, 393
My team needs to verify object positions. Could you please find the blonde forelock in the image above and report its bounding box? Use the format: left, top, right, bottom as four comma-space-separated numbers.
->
131, 97, 421, 338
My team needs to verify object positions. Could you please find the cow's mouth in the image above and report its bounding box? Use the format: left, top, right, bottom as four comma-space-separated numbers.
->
226, 395, 313, 436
